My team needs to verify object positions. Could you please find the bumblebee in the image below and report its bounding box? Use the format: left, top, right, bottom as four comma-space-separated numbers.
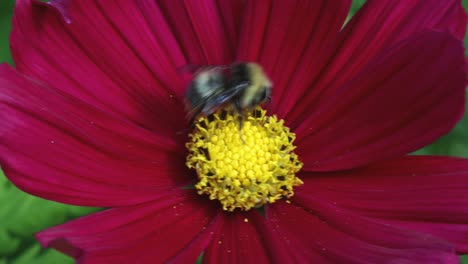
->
185, 62, 272, 127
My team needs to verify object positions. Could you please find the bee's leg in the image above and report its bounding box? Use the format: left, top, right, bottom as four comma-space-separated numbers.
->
233, 99, 244, 130
188, 114, 198, 128
188, 105, 204, 128
189, 116, 195, 128
233, 100, 246, 144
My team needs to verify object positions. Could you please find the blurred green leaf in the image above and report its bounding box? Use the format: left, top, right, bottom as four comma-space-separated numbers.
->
13, 244, 73, 264
0, 0, 13, 64
350, 0, 366, 16
0, 171, 99, 262
0, 230, 20, 256
462, 255, 468, 264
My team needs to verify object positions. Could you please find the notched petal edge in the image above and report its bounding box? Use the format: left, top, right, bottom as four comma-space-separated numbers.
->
18, 0, 73, 24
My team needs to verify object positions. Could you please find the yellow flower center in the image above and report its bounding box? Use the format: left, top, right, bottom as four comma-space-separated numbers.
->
185, 108, 303, 211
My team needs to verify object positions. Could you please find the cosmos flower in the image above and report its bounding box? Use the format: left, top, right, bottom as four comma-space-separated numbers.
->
1, 0, 468, 262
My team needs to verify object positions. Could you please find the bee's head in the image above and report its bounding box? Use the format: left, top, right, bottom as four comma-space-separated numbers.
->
240, 63, 272, 108
248, 84, 271, 107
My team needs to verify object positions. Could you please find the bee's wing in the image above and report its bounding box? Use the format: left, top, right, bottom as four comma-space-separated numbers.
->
193, 83, 247, 115
213, 83, 249, 105
185, 87, 223, 125
186, 83, 248, 125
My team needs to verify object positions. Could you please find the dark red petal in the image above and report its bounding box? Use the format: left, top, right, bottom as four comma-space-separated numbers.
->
203, 211, 272, 264
11, 0, 189, 134
0, 65, 190, 206
265, 201, 458, 263
158, 0, 243, 66
236, 0, 351, 118
37, 191, 218, 263
287, 0, 467, 122
296, 156, 468, 253
168, 213, 222, 264
296, 31, 467, 171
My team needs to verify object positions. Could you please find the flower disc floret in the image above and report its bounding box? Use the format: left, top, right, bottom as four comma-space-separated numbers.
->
186, 108, 303, 211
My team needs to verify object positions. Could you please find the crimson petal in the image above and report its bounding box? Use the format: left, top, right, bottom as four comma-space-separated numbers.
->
0, 65, 189, 206
37, 191, 217, 263
11, 0, 189, 134
265, 201, 458, 263
203, 211, 272, 263
236, 0, 351, 118
296, 31, 466, 171
158, 0, 243, 66
296, 156, 468, 253
288, 0, 467, 122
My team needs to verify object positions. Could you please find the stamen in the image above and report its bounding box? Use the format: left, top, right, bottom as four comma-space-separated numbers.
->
186, 108, 303, 211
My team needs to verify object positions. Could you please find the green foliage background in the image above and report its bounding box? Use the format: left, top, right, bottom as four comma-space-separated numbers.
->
0, 0, 467, 263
